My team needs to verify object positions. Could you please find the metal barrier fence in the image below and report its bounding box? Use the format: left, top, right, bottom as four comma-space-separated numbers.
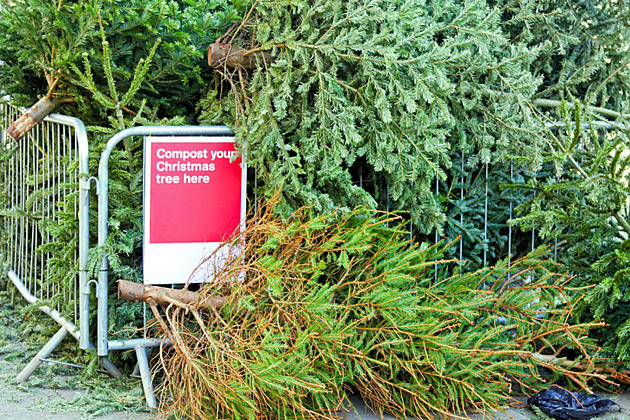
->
0, 102, 118, 381
96, 125, 235, 408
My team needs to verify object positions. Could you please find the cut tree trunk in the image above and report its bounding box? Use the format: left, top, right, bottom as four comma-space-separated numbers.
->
208, 42, 271, 69
7, 96, 63, 140
117, 280, 226, 310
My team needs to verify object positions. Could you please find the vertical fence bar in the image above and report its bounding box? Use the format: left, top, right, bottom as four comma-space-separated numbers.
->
531, 226, 535, 251
59, 122, 65, 312
359, 166, 363, 189
531, 165, 537, 254
18, 131, 24, 290
507, 162, 513, 280
42, 121, 48, 310
74, 129, 79, 325
409, 182, 413, 243
459, 151, 464, 264
254, 167, 258, 214
434, 176, 439, 283
483, 163, 488, 266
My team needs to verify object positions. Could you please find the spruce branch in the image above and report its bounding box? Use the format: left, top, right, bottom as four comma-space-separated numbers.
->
43, 62, 138, 116
228, 0, 258, 44
533, 98, 630, 121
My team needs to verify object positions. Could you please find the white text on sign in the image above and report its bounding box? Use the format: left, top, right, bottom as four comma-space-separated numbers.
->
154, 147, 237, 184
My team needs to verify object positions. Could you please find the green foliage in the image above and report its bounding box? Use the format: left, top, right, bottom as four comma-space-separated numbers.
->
156, 201, 603, 419
511, 102, 630, 367
589, 239, 630, 365
0, 0, 249, 124
199, 0, 545, 231
438, 158, 538, 266
198, 0, 630, 270
499, 0, 630, 108
197, 0, 630, 370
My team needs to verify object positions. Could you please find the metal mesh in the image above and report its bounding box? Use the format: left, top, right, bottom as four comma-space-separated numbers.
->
0, 102, 80, 325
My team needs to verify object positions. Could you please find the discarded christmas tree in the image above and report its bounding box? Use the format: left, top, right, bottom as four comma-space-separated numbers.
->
149, 197, 622, 419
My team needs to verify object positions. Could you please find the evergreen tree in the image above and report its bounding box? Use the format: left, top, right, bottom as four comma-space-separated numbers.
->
512, 102, 630, 367
198, 0, 630, 364
200, 0, 545, 233
0, 0, 248, 125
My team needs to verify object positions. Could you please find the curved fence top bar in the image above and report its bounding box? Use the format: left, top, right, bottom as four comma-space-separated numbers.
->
46, 113, 89, 172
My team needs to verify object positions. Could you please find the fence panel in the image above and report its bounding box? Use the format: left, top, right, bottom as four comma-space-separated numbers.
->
95, 125, 236, 408
0, 102, 94, 380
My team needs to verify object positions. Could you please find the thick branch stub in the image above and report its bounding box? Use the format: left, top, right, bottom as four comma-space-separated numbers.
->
7, 96, 62, 140
117, 280, 226, 310
208, 42, 271, 69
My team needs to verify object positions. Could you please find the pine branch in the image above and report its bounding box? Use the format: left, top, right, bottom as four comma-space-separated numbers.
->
533, 98, 630, 121
37, 62, 138, 116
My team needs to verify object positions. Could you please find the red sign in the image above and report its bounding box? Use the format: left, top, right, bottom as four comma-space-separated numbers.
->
149, 141, 242, 243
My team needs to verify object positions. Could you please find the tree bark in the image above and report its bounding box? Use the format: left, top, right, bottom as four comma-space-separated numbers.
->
208, 42, 271, 69
7, 96, 63, 140
117, 280, 226, 310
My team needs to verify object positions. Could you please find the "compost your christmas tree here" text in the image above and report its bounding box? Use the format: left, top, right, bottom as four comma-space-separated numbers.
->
154, 148, 236, 184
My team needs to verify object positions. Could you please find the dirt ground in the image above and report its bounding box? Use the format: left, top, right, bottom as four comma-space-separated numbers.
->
1, 292, 628, 420
0, 367, 628, 420
0, 379, 152, 420
0, 347, 152, 419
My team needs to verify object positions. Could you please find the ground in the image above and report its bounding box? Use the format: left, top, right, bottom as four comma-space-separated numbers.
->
1, 289, 629, 420
0, 289, 151, 419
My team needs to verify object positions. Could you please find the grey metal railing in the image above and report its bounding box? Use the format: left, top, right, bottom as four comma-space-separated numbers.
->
96, 125, 235, 408
0, 102, 118, 381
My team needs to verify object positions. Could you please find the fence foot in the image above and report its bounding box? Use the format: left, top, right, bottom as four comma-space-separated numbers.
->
17, 326, 68, 383
99, 356, 122, 378
135, 346, 157, 409
131, 347, 152, 378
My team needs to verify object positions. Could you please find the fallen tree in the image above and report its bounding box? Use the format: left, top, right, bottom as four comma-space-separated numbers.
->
149, 197, 626, 419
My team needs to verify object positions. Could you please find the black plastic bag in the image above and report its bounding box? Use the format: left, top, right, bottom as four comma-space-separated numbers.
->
528, 385, 618, 419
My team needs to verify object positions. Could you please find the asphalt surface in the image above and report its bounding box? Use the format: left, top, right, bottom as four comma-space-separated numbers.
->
1, 373, 628, 420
